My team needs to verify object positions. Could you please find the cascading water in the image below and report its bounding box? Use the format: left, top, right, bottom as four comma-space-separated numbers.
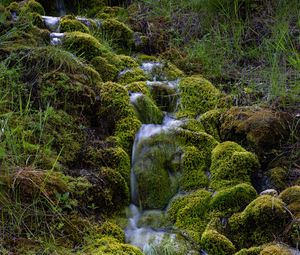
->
56, 0, 66, 16
125, 62, 199, 254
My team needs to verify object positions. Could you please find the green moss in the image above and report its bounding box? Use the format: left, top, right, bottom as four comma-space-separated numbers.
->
91, 56, 119, 82
162, 61, 184, 80
131, 93, 164, 124
234, 246, 262, 255
201, 230, 236, 255
259, 244, 292, 255
180, 146, 209, 190
64, 32, 109, 61
39, 72, 96, 115
279, 186, 300, 218
116, 55, 139, 69
181, 119, 205, 133
82, 236, 143, 255
22, 0, 45, 15
229, 195, 289, 247
209, 183, 257, 216
267, 167, 288, 191
60, 18, 90, 33
210, 141, 260, 190
98, 222, 125, 243
199, 109, 222, 141
117, 67, 146, 84
167, 189, 212, 243
101, 18, 134, 50
114, 117, 141, 152
125, 81, 150, 96
177, 76, 222, 118
133, 133, 179, 209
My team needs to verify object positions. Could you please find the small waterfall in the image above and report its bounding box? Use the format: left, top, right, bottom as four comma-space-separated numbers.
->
56, 0, 66, 16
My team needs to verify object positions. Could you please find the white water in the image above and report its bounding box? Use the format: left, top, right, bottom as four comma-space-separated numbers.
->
50, 32, 64, 46
42, 16, 61, 32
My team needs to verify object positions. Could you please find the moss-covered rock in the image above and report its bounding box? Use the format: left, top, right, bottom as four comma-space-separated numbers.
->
177, 76, 222, 118
64, 32, 109, 60
220, 107, 291, 157
199, 109, 222, 141
266, 167, 288, 191
60, 18, 90, 33
101, 18, 134, 50
234, 247, 262, 255
133, 133, 179, 209
210, 141, 260, 190
91, 56, 119, 82
201, 229, 236, 255
130, 93, 164, 124
117, 67, 146, 84
180, 146, 209, 190
209, 183, 257, 216
167, 189, 212, 243
229, 195, 289, 247
98, 222, 125, 243
22, 0, 45, 15
259, 244, 292, 255
125, 81, 150, 96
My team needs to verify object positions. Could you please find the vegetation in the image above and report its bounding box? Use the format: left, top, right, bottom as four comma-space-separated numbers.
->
0, 0, 299, 254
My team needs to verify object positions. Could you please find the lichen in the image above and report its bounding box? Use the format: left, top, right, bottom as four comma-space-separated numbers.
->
177, 75, 222, 118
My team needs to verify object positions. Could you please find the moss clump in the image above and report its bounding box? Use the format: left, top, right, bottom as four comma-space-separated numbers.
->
209, 183, 257, 216
22, 0, 45, 15
117, 67, 146, 84
180, 146, 209, 190
182, 119, 205, 133
114, 117, 142, 152
60, 18, 90, 33
125, 81, 150, 96
167, 189, 212, 243
101, 18, 134, 50
131, 93, 164, 124
229, 195, 289, 247
133, 133, 178, 209
39, 72, 96, 115
91, 56, 119, 82
201, 230, 236, 255
259, 244, 292, 255
199, 109, 222, 141
98, 222, 125, 243
267, 167, 288, 191
64, 32, 109, 61
234, 247, 262, 255
210, 141, 260, 190
162, 61, 184, 80
82, 236, 143, 255
177, 76, 221, 118
220, 107, 290, 157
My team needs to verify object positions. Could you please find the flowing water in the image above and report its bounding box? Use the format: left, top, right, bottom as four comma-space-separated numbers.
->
56, 0, 66, 16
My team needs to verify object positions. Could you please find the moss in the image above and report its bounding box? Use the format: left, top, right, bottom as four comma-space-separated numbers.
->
210, 141, 260, 190
39, 72, 96, 115
220, 107, 290, 157
101, 18, 134, 50
177, 75, 222, 118
91, 56, 119, 82
182, 119, 205, 133
229, 195, 289, 247
125, 81, 150, 96
201, 230, 236, 255
162, 61, 184, 80
131, 93, 164, 124
209, 183, 257, 216
180, 146, 209, 190
137, 210, 168, 229
84, 167, 129, 212
279, 185, 300, 218
60, 18, 90, 33
64, 32, 109, 61
116, 55, 139, 69
234, 247, 262, 255
199, 109, 222, 141
98, 222, 125, 243
22, 0, 45, 15
82, 236, 143, 255
114, 116, 142, 152
117, 67, 146, 84
267, 167, 288, 191
167, 189, 212, 243
259, 244, 292, 255
133, 133, 179, 209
